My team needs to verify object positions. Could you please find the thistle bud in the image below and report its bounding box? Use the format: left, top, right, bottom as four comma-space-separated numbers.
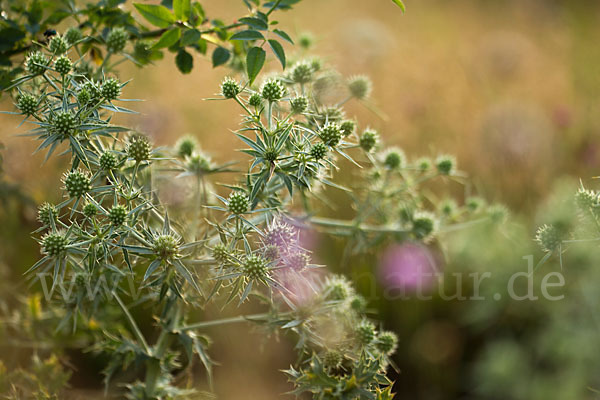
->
106, 27, 128, 53
54, 56, 72, 75
415, 157, 432, 172
175, 136, 197, 158
99, 151, 118, 170
347, 75, 372, 100
243, 255, 269, 280
356, 320, 376, 346
248, 93, 263, 107
412, 211, 437, 239
82, 203, 97, 218
291, 61, 313, 84
310, 143, 328, 160
228, 192, 249, 215
101, 78, 121, 101
152, 234, 180, 260
26, 51, 49, 75
48, 35, 68, 54
51, 111, 77, 137
298, 32, 314, 50
359, 129, 378, 152
261, 79, 286, 102
221, 77, 241, 99
575, 188, 598, 211
465, 196, 485, 213
64, 27, 83, 44
323, 275, 353, 301
17, 93, 38, 116
187, 152, 212, 175
340, 120, 356, 137
323, 350, 342, 370
319, 123, 342, 147
38, 203, 58, 226
435, 155, 456, 175
127, 135, 152, 162
63, 170, 91, 198
535, 224, 561, 252
108, 205, 127, 226
383, 148, 405, 170
376, 331, 398, 355
212, 244, 229, 263
290, 96, 308, 114
42, 233, 68, 257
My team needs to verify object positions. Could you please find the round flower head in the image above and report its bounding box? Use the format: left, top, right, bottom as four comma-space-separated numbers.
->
261, 79, 286, 102
291, 61, 313, 84
412, 211, 437, 239
359, 129, 379, 152
382, 147, 405, 170
323, 350, 342, 370
17, 93, 38, 116
48, 35, 68, 54
322, 274, 354, 301
340, 120, 356, 137
212, 244, 229, 264
108, 205, 127, 226
54, 56, 72, 76
435, 155, 456, 175
248, 93, 262, 107
282, 249, 310, 270
187, 152, 212, 175
63, 170, 91, 198
243, 255, 269, 280
38, 202, 58, 226
81, 81, 102, 104
376, 331, 398, 355
26, 51, 49, 75
220, 77, 241, 99
319, 123, 342, 147
152, 234, 180, 260
101, 78, 121, 100
228, 192, 249, 215
298, 32, 314, 50
175, 136, 197, 158
315, 106, 345, 125
465, 196, 485, 213
439, 198, 457, 217
127, 135, 152, 162
264, 218, 297, 249
488, 204, 508, 224
535, 224, 561, 252
106, 27, 128, 53
347, 75, 372, 100
415, 157, 432, 172
82, 203, 97, 218
356, 320, 376, 346
99, 151, 118, 171
350, 294, 367, 312
262, 244, 279, 261
51, 110, 77, 137
310, 143, 328, 160
575, 187, 598, 211
310, 57, 322, 72
42, 232, 68, 257
290, 96, 308, 114
64, 27, 82, 44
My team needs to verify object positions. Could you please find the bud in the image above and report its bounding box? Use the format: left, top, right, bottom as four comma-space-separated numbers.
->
220, 77, 241, 99
412, 211, 437, 239
152, 234, 180, 260
82, 203, 97, 218
310, 143, 328, 160
42, 232, 68, 257
101, 78, 121, 101
212, 244, 229, 263
350, 294, 367, 312
63, 170, 91, 198
54, 56, 72, 75
17, 93, 38, 116
81, 81, 102, 104
298, 32, 314, 50
323, 350, 342, 370
488, 204, 508, 224
355, 320, 376, 346
99, 151, 118, 170
243, 255, 269, 280
465, 196, 485, 213
228, 192, 249, 215
435, 155, 456, 175
310, 57, 322, 72
248, 93, 263, 107
175, 136, 198, 158
340, 120, 356, 137
264, 218, 297, 248
290, 96, 308, 114
26, 51, 49, 75
359, 129, 378, 152
38, 203, 58, 226
323, 275, 353, 301
535, 224, 561, 252
106, 27, 128, 53
48, 35, 68, 54
415, 157, 432, 172
291, 61, 313, 84
383, 148, 405, 170
347, 75, 372, 100
51, 111, 77, 137
127, 135, 152, 162
108, 205, 127, 226
64, 27, 83, 44
575, 187, 598, 211
376, 331, 398, 355
187, 152, 212, 175
439, 198, 457, 217
261, 79, 286, 102
319, 123, 342, 147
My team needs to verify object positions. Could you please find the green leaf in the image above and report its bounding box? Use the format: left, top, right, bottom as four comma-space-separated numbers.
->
174, 0, 191, 21
246, 46, 266, 85
230, 30, 264, 41
273, 29, 293, 44
152, 28, 181, 49
238, 17, 268, 31
268, 39, 285, 69
391, 0, 406, 13
212, 47, 230, 67
180, 29, 201, 46
134, 3, 176, 28
175, 49, 193, 74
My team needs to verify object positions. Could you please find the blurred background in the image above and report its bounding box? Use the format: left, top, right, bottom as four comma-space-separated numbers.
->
2, 0, 600, 398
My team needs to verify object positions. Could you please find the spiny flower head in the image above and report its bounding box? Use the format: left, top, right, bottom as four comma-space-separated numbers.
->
350, 294, 367, 312
436, 155, 456, 175
323, 274, 354, 301
262, 244, 279, 261
291, 61, 313, 84
535, 224, 561, 252
261, 79, 286, 102
347, 75, 372, 99
315, 106, 345, 125
310, 143, 328, 160
51, 110, 77, 137
376, 331, 398, 355
382, 147, 405, 170
356, 320, 376, 346
64, 27, 82, 44
488, 204, 508, 224
63, 170, 91, 198
106, 27, 128, 53
359, 129, 379, 152
48, 35, 68, 54
221, 77, 241, 99
108, 205, 127, 226
38, 203, 58, 226
54, 56, 72, 75
243, 255, 269, 280
340, 120, 356, 137
152, 234, 180, 260
187, 152, 212, 175
323, 350, 343, 370
26, 51, 49, 75
415, 157, 432, 172
320, 123, 342, 147
82, 81, 102, 104
82, 203, 97, 218
101, 78, 121, 100
127, 135, 152, 162
175, 136, 198, 158
439, 198, 457, 217
412, 211, 438, 239
228, 192, 249, 215
575, 187, 598, 211
264, 218, 298, 249
248, 93, 262, 107
281, 249, 310, 270
99, 151, 118, 170
17, 93, 38, 116
212, 244, 229, 264
42, 232, 68, 257
298, 32, 314, 50
290, 96, 308, 114
466, 196, 485, 213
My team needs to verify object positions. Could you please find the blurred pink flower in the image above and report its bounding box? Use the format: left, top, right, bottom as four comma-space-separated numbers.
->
378, 243, 438, 292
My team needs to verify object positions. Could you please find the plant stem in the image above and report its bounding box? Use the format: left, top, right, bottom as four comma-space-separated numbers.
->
178, 311, 289, 331
113, 292, 150, 353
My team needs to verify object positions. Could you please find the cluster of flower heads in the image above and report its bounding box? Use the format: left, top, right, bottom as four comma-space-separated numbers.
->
262, 218, 311, 271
